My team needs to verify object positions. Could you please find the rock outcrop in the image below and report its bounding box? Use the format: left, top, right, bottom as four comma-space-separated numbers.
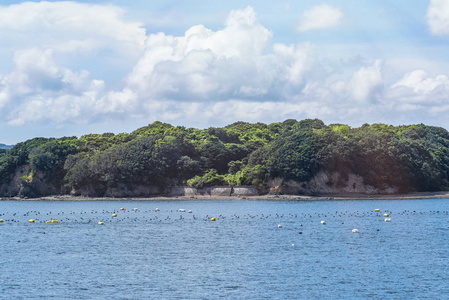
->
169, 186, 259, 197
1, 165, 398, 198
267, 171, 398, 195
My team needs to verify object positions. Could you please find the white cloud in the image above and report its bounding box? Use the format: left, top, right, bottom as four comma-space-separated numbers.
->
0, 1, 147, 126
392, 69, 449, 94
3, 4, 449, 134
296, 4, 343, 32
122, 6, 310, 104
349, 60, 383, 103
0, 1, 146, 57
390, 69, 449, 104
0, 48, 105, 126
326, 60, 383, 103
0, 5, 387, 128
427, 0, 449, 36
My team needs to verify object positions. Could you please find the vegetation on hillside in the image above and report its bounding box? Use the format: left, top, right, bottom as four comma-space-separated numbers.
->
1, 119, 449, 197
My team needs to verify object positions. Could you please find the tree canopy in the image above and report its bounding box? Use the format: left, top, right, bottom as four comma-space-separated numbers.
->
2, 119, 449, 197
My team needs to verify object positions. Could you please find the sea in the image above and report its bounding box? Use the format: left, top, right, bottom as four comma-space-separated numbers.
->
1, 198, 448, 299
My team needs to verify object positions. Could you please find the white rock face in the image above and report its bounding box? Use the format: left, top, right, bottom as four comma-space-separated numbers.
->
268, 171, 399, 195
169, 185, 259, 196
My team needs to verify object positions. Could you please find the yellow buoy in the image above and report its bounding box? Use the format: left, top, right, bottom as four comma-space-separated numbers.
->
46, 220, 51, 223
188, 210, 192, 213
0, 219, 4, 223
384, 213, 390, 217
29, 219, 35, 223
112, 213, 117, 217
375, 209, 380, 212
210, 217, 216, 221
52, 220, 58, 223
98, 221, 104, 225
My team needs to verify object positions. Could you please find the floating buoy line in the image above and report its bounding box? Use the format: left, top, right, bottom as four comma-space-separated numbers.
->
1, 207, 447, 247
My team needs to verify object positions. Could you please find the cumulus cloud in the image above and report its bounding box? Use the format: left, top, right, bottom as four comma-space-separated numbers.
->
390, 69, 449, 105
122, 6, 311, 104
327, 60, 383, 103
349, 60, 383, 102
296, 4, 343, 32
427, 0, 449, 36
0, 1, 146, 126
3, 3, 449, 133
0, 48, 105, 126
0, 4, 384, 128
0, 1, 146, 57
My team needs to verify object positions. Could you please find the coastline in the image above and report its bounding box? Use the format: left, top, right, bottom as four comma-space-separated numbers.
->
3, 191, 449, 201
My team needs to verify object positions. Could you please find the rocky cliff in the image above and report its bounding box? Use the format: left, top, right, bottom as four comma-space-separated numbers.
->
267, 171, 398, 195
1, 165, 397, 198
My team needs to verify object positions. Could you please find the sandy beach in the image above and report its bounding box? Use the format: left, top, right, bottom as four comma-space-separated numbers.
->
3, 191, 449, 201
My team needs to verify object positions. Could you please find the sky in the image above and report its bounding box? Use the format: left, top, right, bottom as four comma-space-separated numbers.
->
1, 0, 449, 144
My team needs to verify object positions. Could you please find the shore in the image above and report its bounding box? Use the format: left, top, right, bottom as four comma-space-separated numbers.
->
3, 191, 449, 201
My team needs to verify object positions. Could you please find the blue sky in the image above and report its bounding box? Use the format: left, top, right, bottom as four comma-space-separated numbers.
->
1, 0, 449, 144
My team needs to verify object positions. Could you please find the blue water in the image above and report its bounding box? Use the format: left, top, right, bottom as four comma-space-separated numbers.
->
1, 198, 449, 299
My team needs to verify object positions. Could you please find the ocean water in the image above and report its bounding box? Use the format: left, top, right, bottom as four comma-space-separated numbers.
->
1, 198, 448, 299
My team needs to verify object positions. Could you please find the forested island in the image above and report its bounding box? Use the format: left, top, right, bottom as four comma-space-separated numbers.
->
1, 119, 449, 198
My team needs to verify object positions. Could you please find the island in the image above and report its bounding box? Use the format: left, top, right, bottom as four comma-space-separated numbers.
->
2, 119, 449, 199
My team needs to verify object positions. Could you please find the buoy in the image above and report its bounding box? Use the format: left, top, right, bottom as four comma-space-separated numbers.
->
352, 229, 359, 233
0, 219, 4, 223
133, 208, 138, 211
179, 209, 186, 212
188, 210, 192, 213
384, 218, 391, 222
29, 219, 35, 223
210, 217, 216, 221
384, 213, 389, 217
52, 220, 58, 223
112, 214, 117, 217
98, 221, 104, 225
120, 208, 125, 210
46, 220, 51, 223
321, 220, 326, 225
292, 244, 295, 247
375, 209, 380, 212
155, 208, 160, 212
278, 224, 282, 228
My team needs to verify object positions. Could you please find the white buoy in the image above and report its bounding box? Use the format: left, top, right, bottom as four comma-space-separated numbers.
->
278, 224, 282, 228
384, 218, 391, 222
179, 209, 186, 212
155, 208, 160, 212
321, 220, 326, 225
133, 208, 138, 211
292, 244, 295, 247
352, 229, 359, 233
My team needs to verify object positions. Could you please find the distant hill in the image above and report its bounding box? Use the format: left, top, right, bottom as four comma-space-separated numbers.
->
0, 143, 13, 149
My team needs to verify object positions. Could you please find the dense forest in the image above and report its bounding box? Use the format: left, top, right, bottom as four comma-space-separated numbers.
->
1, 119, 449, 198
